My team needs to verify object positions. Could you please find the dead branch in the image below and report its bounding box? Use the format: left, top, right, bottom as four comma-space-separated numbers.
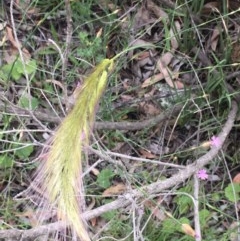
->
0, 95, 182, 130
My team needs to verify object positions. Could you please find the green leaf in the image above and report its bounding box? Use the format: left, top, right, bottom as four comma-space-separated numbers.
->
224, 183, 240, 202
16, 59, 37, 75
174, 194, 192, 215
11, 69, 22, 81
14, 144, 34, 159
101, 210, 117, 221
1, 59, 37, 81
2, 63, 21, 81
162, 218, 178, 232
0, 155, 14, 168
0, 70, 9, 82
97, 169, 115, 188
19, 95, 39, 110
199, 209, 210, 227
212, 193, 221, 202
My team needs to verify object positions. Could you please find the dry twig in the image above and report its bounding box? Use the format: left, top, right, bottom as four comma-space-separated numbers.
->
0, 100, 237, 240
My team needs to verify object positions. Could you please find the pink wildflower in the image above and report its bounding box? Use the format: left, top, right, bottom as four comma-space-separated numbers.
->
210, 136, 221, 148
197, 169, 208, 180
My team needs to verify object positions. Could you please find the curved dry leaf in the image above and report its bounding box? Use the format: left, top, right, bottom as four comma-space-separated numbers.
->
139, 149, 158, 159
210, 26, 221, 51
147, 0, 169, 21
170, 79, 185, 89
91, 167, 100, 176
144, 201, 166, 221
231, 43, 240, 63
139, 102, 160, 116
170, 21, 181, 50
135, 51, 150, 61
102, 183, 126, 197
233, 173, 240, 183
157, 53, 174, 86
142, 73, 165, 88
130, 39, 155, 49
155, 52, 185, 89
96, 28, 103, 38
229, 221, 238, 241
90, 217, 97, 227
181, 223, 196, 237
202, 2, 220, 14
157, 52, 174, 68
6, 26, 31, 60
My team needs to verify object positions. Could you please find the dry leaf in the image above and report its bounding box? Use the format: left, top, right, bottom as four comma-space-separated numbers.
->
157, 52, 174, 68
147, 0, 169, 21
120, 94, 134, 102
233, 173, 240, 183
144, 197, 166, 221
90, 217, 97, 227
102, 183, 126, 197
91, 167, 100, 176
170, 21, 181, 50
229, 221, 238, 241
6, 26, 31, 59
138, 56, 152, 67
170, 79, 185, 89
134, 5, 156, 31
142, 73, 165, 88
145, 202, 166, 221
181, 223, 196, 237
96, 28, 102, 38
134, 51, 150, 61
139, 102, 160, 116
139, 149, 157, 159
142, 21, 183, 89
202, 2, 219, 15
157, 51, 185, 89
4, 49, 20, 64
231, 42, 240, 63
210, 26, 221, 51
130, 39, 155, 49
